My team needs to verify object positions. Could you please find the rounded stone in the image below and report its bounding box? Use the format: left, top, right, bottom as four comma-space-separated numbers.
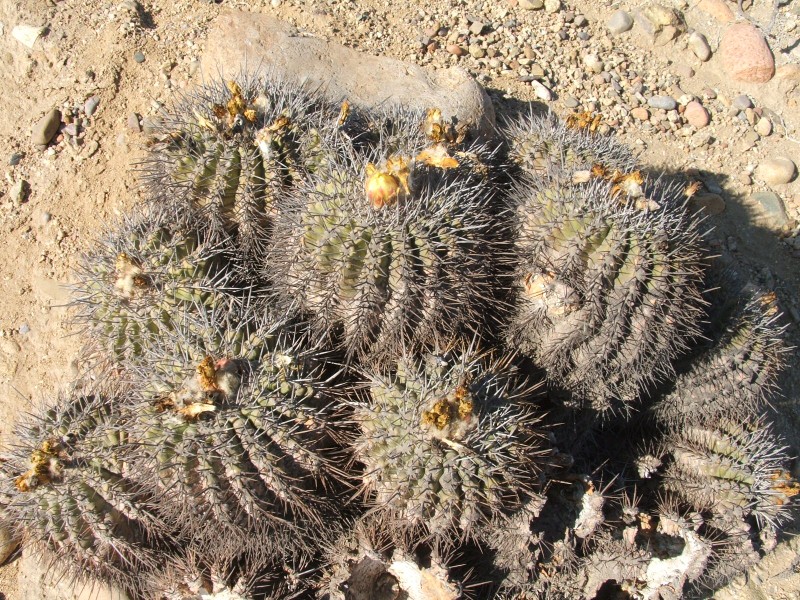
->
468, 44, 485, 59
446, 44, 466, 57
755, 117, 772, 137
755, 157, 797, 185
583, 53, 603, 73
732, 94, 753, 110
519, 0, 545, 9
544, 0, 561, 14
133, 51, 145, 63
684, 101, 710, 128
648, 95, 677, 111
608, 10, 634, 34
690, 193, 726, 215
751, 191, 789, 228
31, 109, 62, 146
688, 31, 712, 61
631, 107, 650, 121
719, 23, 775, 83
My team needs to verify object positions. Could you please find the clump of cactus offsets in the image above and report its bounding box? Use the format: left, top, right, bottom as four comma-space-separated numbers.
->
0, 386, 170, 593
352, 347, 551, 541
637, 417, 799, 532
653, 290, 787, 426
268, 127, 506, 364
141, 74, 342, 260
72, 207, 243, 369
508, 174, 706, 413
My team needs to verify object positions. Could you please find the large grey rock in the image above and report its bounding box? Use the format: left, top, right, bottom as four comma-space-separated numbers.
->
17, 546, 131, 600
201, 12, 495, 138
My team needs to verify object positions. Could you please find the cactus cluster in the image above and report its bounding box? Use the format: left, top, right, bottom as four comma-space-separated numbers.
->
0, 72, 796, 600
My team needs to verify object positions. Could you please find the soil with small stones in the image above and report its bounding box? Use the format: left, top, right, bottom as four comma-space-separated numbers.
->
0, 0, 798, 597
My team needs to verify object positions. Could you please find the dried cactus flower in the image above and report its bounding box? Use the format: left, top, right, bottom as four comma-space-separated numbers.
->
352, 347, 550, 540
508, 175, 706, 414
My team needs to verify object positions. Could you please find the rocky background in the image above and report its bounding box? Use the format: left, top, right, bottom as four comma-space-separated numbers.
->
0, 0, 798, 598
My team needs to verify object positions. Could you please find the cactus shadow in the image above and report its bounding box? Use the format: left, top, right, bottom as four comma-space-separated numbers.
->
485, 88, 549, 126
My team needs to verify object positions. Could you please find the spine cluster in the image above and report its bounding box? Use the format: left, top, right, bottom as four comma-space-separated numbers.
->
0, 73, 795, 600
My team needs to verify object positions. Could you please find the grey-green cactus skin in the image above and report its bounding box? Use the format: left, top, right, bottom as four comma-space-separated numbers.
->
0, 387, 169, 592
122, 327, 344, 547
508, 175, 706, 414
503, 112, 637, 181
352, 348, 550, 541
268, 145, 507, 365
140, 74, 342, 260
72, 208, 244, 369
653, 292, 786, 426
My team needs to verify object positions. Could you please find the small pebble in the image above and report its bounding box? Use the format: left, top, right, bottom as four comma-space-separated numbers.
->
583, 53, 603, 74
63, 122, 78, 137
469, 21, 485, 35
469, 45, 485, 59
741, 130, 760, 150
648, 95, 677, 111
690, 193, 726, 215
732, 94, 753, 110
31, 109, 62, 146
18, 324, 30, 335
688, 31, 712, 61
446, 44, 466, 57
9, 152, 23, 166
41, 211, 52, 224
531, 80, 553, 101
84, 96, 100, 117
10, 180, 28, 206
684, 101, 710, 128
544, 0, 561, 13
563, 96, 580, 108
608, 10, 634, 34
755, 117, 772, 137
519, 0, 544, 9
127, 113, 142, 132
755, 157, 797, 185
133, 51, 145, 63
631, 107, 650, 121
85, 140, 99, 158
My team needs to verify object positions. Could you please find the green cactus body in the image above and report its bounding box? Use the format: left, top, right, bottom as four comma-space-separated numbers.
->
353, 349, 548, 540
125, 334, 340, 544
141, 75, 339, 259
271, 149, 503, 364
508, 176, 705, 413
0, 390, 168, 591
72, 209, 243, 368
654, 293, 786, 425
504, 112, 637, 181
661, 419, 798, 528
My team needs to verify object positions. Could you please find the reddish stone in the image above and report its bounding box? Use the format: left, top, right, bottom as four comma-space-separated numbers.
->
718, 23, 775, 83
684, 101, 710, 128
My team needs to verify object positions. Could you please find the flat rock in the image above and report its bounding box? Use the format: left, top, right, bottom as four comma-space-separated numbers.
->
751, 191, 789, 228
17, 547, 131, 600
755, 157, 797, 185
634, 3, 685, 39
697, 0, 734, 23
519, 0, 544, 9
688, 32, 712, 61
719, 23, 775, 83
684, 101, 710, 128
608, 10, 634, 34
11, 25, 45, 49
31, 109, 61, 146
201, 12, 495, 138
755, 117, 772, 137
